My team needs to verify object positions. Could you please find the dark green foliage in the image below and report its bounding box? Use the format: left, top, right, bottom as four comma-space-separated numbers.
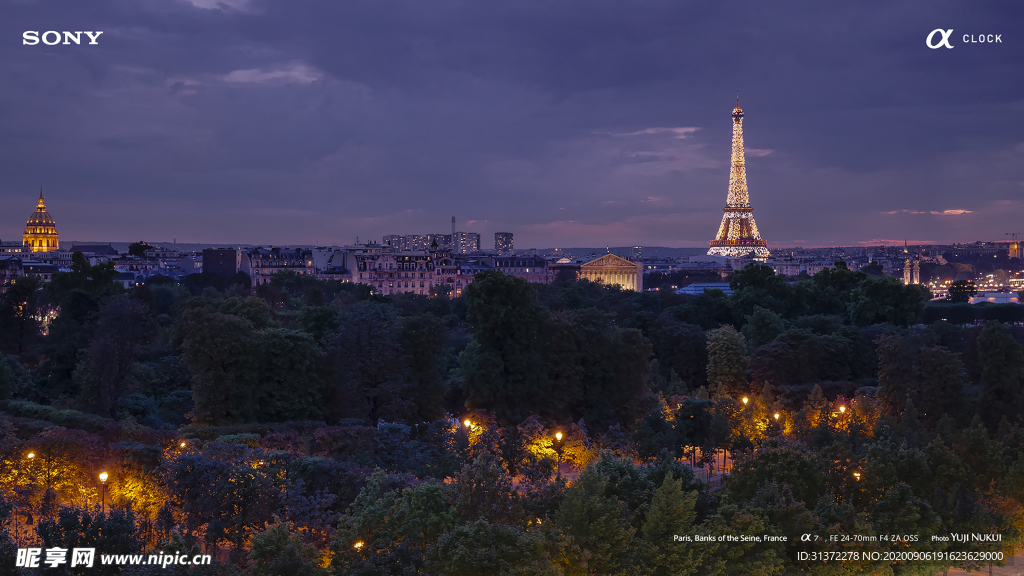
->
36, 506, 144, 576
0, 275, 43, 361
977, 321, 1024, 429
553, 468, 635, 575
544, 309, 653, 431
295, 305, 339, 342
948, 280, 978, 303
324, 302, 409, 425
431, 518, 556, 576
847, 276, 928, 327
249, 520, 326, 576
0, 494, 15, 576
180, 304, 322, 425
127, 242, 154, 258
741, 306, 785, 351
75, 297, 156, 417
398, 314, 450, 423
0, 355, 15, 401
331, 472, 455, 575
726, 439, 826, 508
649, 313, 707, 391
706, 325, 747, 397
461, 271, 548, 425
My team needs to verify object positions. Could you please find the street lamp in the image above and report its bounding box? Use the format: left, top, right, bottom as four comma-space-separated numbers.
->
99, 472, 108, 514
741, 397, 749, 406
773, 413, 780, 421
463, 419, 471, 428
553, 432, 564, 479
839, 406, 846, 414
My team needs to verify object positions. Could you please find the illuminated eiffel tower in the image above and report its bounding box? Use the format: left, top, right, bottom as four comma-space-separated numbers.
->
707, 94, 770, 259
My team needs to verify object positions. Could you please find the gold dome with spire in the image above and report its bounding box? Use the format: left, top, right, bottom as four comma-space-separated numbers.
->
23, 188, 59, 252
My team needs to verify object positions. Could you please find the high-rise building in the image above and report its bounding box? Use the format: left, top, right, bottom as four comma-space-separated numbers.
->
495, 232, 513, 255
708, 96, 770, 259
454, 232, 480, 254
630, 246, 643, 261
23, 189, 59, 253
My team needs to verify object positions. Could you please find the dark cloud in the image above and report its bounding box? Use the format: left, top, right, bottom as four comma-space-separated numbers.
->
0, 0, 1021, 247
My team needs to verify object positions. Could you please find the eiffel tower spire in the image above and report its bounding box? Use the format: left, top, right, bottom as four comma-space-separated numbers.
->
708, 96, 770, 259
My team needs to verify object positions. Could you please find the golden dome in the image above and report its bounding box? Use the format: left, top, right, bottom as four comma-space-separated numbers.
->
24, 188, 59, 253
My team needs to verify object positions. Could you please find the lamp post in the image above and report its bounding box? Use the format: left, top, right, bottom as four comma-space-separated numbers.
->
99, 472, 108, 515
554, 432, 564, 479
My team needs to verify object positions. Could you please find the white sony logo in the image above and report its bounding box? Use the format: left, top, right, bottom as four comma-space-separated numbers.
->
926, 28, 954, 49
23, 31, 103, 45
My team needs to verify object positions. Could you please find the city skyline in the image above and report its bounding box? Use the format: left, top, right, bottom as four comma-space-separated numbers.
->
1, 1, 1021, 248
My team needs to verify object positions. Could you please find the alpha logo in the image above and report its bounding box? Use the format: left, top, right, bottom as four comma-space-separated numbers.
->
23, 31, 103, 45
926, 29, 954, 49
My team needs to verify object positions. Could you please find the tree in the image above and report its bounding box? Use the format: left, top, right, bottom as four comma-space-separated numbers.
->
848, 276, 928, 327
741, 307, 785, 351
649, 313, 707, 391
74, 297, 156, 417
0, 275, 43, 360
0, 355, 16, 401
325, 301, 409, 425
948, 280, 978, 303
178, 307, 261, 425
544, 309, 653, 431
977, 322, 1024, 430
638, 474, 703, 576
432, 519, 557, 576
296, 305, 339, 342
398, 313, 450, 423
249, 520, 326, 576
36, 506, 143, 576
553, 469, 635, 575
127, 242, 154, 258
707, 325, 748, 398
256, 328, 324, 422
0, 494, 16, 576
461, 271, 548, 426
331, 473, 455, 575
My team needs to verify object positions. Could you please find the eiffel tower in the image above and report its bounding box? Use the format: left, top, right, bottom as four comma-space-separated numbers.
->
707, 94, 770, 259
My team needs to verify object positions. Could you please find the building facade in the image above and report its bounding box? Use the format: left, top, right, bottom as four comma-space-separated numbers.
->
486, 256, 551, 284
580, 254, 643, 291
245, 247, 314, 285
203, 248, 244, 278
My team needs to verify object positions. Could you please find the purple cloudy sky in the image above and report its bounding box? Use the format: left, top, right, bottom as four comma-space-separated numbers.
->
0, 0, 1021, 249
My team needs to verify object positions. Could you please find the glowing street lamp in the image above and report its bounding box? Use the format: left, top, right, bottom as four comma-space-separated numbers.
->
354, 541, 364, 550
554, 431, 565, 478
27, 452, 35, 459
99, 472, 109, 514
463, 419, 471, 428
741, 397, 749, 406
839, 406, 846, 414
773, 413, 780, 421
852, 472, 861, 481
